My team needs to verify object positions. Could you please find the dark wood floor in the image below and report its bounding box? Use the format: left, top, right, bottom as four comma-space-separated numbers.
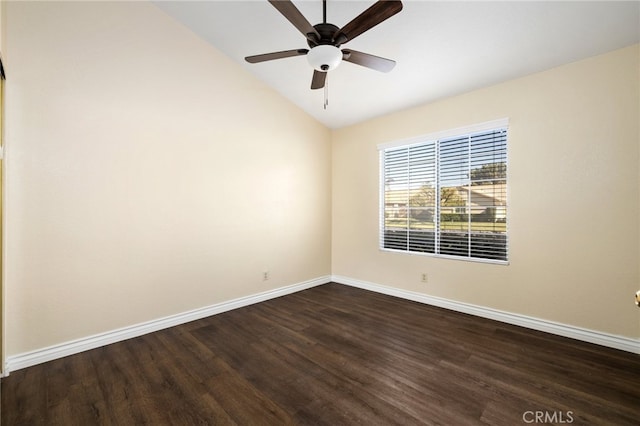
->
3, 283, 639, 425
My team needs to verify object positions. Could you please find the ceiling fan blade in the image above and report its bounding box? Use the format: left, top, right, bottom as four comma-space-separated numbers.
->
269, 0, 320, 43
334, 0, 403, 45
342, 49, 396, 72
311, 70, 327, 90
245, 49, 309, 63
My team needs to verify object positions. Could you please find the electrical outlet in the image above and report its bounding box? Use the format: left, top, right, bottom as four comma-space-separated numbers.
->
263, 271, 270, 281
421, 273, 428, 283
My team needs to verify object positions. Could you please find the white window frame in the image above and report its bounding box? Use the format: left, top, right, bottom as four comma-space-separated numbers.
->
378, 118, 509, 264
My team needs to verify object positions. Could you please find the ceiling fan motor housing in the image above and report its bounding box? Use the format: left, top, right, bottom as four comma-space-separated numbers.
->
307, 23, 341, 47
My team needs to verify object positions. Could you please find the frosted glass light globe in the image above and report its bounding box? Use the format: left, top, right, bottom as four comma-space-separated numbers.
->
307, 45, 342, 71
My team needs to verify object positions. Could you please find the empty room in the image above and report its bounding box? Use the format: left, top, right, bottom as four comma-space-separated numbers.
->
1, 0, 639, 424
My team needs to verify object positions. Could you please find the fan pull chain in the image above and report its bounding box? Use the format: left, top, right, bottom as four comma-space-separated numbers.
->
324, 73, 329, 110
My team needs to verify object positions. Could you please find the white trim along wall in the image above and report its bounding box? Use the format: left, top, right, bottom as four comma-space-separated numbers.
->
5, 277, 638, 375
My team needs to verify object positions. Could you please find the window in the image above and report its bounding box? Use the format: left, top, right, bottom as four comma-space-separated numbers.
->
379, 119, 508, 263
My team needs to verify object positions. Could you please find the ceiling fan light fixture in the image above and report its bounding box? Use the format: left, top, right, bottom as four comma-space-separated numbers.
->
307, 45, 342, 71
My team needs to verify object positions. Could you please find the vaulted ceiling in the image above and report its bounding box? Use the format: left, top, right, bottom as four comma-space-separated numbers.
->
155, 1, 640, 129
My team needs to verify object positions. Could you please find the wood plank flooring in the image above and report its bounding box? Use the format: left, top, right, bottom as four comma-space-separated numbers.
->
3, 283, 639, 425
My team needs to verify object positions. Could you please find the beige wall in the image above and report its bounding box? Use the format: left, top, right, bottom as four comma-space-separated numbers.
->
3, 1, 331, 355
332, 45, 640, 339
2, 1, 638, 360
0, 0, 6, 373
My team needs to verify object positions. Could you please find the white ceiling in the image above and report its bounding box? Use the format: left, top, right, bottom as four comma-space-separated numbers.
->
155, 1, 640, 129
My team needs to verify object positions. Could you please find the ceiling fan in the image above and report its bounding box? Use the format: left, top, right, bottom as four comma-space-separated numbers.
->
245, 0, 403, 90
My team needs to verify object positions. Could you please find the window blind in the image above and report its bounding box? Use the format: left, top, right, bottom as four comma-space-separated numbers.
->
380, 123, 508, 263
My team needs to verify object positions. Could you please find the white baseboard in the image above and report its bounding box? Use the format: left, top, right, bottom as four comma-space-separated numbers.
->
332, 275, 640, 354
4, 276, 331, 375
5, 274, 637, 376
